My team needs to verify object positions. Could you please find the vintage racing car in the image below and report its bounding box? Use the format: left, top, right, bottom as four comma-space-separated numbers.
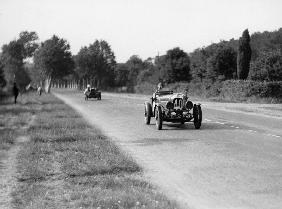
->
85, 88, 101, 100
144, 90, 202, 130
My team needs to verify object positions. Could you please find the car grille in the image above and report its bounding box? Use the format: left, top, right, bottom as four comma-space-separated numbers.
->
173, 98, 183, 109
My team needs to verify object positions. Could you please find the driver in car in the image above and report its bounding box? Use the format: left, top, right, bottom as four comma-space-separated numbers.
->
157, 82, 163, 91
84, 84, 91, 95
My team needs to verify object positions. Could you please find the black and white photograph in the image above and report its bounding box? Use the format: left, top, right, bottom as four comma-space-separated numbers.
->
0, 0, 282, 208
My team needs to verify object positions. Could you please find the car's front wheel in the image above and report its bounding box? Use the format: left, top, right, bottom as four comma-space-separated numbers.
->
155, 106, 163, 130
144, 102, 152, 125
193, 104, 202, 129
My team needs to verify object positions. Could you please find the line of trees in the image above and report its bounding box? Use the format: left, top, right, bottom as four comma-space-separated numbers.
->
74, 40, 116, 90
0, 32, 116, 94
124, 28, 282, 94
33, 35, 74, 93
0, 28, 281, 95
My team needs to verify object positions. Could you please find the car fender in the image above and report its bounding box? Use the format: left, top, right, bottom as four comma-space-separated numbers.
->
154, 103, 164, 115
144, 102, 153, 117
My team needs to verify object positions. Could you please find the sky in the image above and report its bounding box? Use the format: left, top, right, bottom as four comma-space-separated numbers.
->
0, 0, 281, 62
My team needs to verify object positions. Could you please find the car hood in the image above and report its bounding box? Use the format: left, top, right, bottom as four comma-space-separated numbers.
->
158, 93, 185, 102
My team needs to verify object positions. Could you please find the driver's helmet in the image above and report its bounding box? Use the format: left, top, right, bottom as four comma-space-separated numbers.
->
87, 84, 90, 88
157, 82, 163, 91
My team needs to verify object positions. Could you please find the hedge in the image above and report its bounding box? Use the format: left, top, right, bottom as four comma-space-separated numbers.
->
134, 80, 282, 103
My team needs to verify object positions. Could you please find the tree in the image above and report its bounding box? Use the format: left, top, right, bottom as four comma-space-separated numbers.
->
98, 40, 116, 88
34, 35, 74, 93
251, 28, 282, 61
0, 31, 38, 90
190, 48, 208, 83
114, 63, 129, 87
74, 46, 92, 82
0, 60, 6, 89
74, 40, 116, 89
207, 45, 237, 81
162, 47, 191, 83
249, 50, 282, 81
237, 29, 252, 79
137, 65, 159, 85
18, 31, 39, 58
126, 55, 144, 91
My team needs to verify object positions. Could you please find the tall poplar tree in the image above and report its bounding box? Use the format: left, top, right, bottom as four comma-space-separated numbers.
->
237, 29, 252, 79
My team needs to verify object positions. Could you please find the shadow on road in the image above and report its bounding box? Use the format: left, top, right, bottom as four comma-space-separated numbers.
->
145, 122, 234, 131
132, 137, 198, 146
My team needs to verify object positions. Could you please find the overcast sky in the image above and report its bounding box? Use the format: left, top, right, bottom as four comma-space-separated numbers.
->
0, 0, 281, 62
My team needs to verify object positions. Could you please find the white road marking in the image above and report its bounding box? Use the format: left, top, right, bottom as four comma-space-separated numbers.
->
266, 133, 281, 138
271, 135, 281, 138
205, 119, 211, 122
230, 125, 235, 128
213, 121, 226, 125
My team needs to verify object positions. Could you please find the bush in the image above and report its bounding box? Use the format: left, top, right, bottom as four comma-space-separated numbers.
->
220, 80, 282, 102
167, 82, 223, 98
134, 80, 282, 103
134, 82, 156, 94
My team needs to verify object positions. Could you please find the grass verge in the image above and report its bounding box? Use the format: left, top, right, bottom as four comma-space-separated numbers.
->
8, 93, 178, 209
0, 94, 36, 150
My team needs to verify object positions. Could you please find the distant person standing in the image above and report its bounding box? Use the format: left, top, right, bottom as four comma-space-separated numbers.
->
37, 86, 42, 96
13, 82, 19, 104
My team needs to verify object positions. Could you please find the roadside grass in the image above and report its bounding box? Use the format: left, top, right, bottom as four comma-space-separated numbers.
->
0, 129, 15, 150
11, 93, 178, 209
0, 94, 37, 150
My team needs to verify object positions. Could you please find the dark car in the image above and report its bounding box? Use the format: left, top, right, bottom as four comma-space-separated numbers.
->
85, 88, 101, 100
144, 89, 202, 130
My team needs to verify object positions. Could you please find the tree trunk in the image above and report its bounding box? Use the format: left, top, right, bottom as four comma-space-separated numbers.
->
45, 76, 52, 93
97, 79, 100, 89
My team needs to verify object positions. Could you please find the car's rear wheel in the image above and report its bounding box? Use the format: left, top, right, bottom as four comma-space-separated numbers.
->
155, 106, 163, 130
193, 104, 202, 129
144, 102, 152, 125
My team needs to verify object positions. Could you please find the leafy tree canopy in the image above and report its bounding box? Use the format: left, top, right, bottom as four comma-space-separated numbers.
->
249, 50, 282, 81
34, 35, 74, 92
74, 40, 116, 88
0, 31, 39, 90
162, 47, 191, 83
237, 29, 252, 79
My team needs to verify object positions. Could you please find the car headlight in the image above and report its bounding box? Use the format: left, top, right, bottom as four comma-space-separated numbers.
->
185, 101, 193, 110
166, 101, 174, 109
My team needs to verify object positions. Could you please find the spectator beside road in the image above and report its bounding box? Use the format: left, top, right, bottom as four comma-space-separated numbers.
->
13, 82, 19, 104
37, 86, 42, 96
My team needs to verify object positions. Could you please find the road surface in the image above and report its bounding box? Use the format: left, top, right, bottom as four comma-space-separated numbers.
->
54, 90, 282, 209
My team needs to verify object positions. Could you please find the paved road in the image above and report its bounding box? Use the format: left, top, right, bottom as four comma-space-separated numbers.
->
54, 90, 282, 209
